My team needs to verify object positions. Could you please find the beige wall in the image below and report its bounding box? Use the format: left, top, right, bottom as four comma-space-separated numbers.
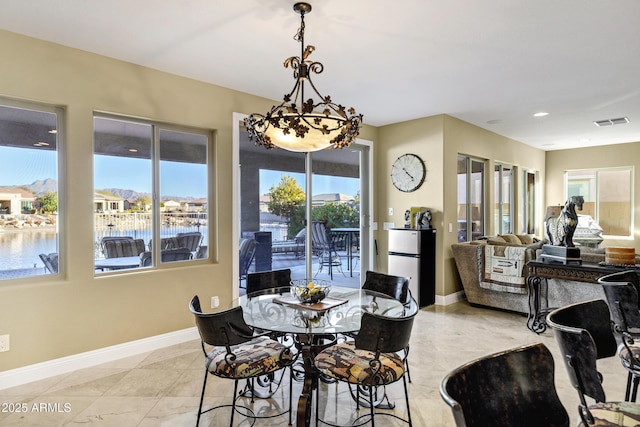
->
375, 115, 547, 297
0, 29, 377, 371
546, 143, 640, 250
5, 26, 626, 373
375, 115, 445, 293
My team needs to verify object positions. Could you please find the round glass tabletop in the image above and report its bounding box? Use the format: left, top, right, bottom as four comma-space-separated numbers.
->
234, 286, 405, 335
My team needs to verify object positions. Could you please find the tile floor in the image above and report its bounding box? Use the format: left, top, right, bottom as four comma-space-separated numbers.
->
0, 301, 629, 426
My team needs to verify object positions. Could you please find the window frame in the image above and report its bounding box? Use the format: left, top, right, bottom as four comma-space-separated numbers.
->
0, 97, 65, 282
565, 166, 633, 238
93, 113, 213, 273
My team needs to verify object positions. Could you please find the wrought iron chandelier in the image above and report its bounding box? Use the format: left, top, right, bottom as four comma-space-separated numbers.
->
244, 2, 363, 152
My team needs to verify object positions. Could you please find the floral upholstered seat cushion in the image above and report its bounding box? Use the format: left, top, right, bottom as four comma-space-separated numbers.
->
314, 341, 405, 386
588, 401, 640, 426
206, 336, 293, 379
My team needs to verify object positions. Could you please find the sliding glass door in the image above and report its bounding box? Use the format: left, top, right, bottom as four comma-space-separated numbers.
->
237, 117, 371, 289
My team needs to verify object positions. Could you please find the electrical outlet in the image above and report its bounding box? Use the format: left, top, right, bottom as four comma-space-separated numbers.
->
388, 208, 394, 216
211, 296, 219, 309
0, 334, 9, 352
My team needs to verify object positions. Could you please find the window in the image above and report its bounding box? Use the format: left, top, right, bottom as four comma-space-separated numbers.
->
566, 167, 633, 237
0, 99, 62, 280
566, 167, 632, 237
494, 163, 513, 234
522, 169, 538, 234
93, 115, 210, 272
457, 155, 485, 242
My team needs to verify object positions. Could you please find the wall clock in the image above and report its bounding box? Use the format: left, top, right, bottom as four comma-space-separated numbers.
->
391, 153, 426, 192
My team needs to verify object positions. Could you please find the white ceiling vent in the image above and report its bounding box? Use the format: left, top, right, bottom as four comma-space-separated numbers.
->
593, 117, 630, 127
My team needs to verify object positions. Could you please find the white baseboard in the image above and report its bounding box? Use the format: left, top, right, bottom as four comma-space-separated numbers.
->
435, 290, 466, 306
0, 327, 200, 390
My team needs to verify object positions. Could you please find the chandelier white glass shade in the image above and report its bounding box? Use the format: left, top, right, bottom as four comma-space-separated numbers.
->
244, 2, 363, 152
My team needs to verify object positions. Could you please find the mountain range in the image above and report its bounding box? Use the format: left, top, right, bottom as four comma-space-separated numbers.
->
26, 179, 195, 201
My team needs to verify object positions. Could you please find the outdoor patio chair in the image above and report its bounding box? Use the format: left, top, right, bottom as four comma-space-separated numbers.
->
102, 238, 146, 258
39, 252, 59, 274
440, 343, 569, 427
195, 245, 208, 259
177, 231, 202, 252
239, 238, 257, 283
100, 236, 133, 256
311, 220, 343, 280
140, 247, 192, 266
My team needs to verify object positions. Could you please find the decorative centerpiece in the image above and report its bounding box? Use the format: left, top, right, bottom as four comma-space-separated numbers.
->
542, 196, 584, 264
290, 279, 331, 304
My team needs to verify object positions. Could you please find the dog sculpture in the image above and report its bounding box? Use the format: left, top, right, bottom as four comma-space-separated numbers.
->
546, 195, 584, 247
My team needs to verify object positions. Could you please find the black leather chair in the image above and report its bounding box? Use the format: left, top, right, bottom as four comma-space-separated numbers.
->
362, 270, 415, 381
598, 271, 640, 402
189, 295, 294, 426
362, 270, 412, 306
246, 268, 292, 296
547, 299, 640, 425
440, 343, 569, 427
314, 311, 416, 426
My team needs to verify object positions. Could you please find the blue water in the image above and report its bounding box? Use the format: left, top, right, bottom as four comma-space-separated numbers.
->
0, 227, 209, 270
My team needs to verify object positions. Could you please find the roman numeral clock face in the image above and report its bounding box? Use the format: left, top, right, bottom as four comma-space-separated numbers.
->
390, 154, 426, 192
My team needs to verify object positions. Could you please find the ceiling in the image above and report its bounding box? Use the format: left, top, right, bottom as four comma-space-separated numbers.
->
1, 0, 639, 151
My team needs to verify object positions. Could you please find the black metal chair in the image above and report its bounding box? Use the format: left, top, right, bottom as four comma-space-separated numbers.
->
38, 252, 58, 273
362, 270, 415, 381
547, 299, 640, 425
598, 271, 640, 402
362, 270, 412, 307
189, 295, 294, 426
440, 343, 569, 427
246, 268, 292, 296
314, 311, 416, 426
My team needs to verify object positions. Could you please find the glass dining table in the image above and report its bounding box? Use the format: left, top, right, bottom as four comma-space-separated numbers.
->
232, 286, 405, 427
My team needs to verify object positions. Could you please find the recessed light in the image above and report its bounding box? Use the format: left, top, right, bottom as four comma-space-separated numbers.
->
128, 148, 138, 153
48, 129, 57, 134
533, 112, 549, 117
33, 142, 49, 147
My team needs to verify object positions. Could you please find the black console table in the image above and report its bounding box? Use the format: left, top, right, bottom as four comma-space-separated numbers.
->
526, 260, 627, 333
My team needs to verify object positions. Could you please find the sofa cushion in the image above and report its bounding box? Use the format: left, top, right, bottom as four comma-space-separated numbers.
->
516, 234, 535, 245
498, 234, 522, 245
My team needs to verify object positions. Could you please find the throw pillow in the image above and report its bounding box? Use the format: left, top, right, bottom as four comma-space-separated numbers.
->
516, 234, 535, 245
498, 234, 522, 245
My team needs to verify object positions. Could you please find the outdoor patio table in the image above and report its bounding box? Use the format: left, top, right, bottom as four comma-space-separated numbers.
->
94, 256, 141, 271
233, 285, 404, 427
331, 227, 359, 277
